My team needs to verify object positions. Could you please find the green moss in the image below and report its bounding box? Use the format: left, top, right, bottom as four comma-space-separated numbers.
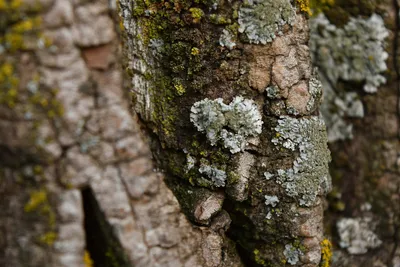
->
254, 249, 267, 266
39, 231, 57, 246
189, 7, 204, 22
24, 189, 47, 212
144, 72, 152, 80
227, 171, 240, 185
232, 9, 239, 19
0, 62, 19, 108
192, 140, 200, 148
309, 0, 335, 15
173, 81, 186, 96
0, 0, 63, 161
191, 47, 199, 55
24, 188, 57, 248
292, 239, 306, 252
105, 248, 121, 267
25, 189, 56, 228
151, 75, 178, 139
210, 14, 231, 24
1, 14, 42, 52
311, 0, 381, 26
226, 23, 239, 35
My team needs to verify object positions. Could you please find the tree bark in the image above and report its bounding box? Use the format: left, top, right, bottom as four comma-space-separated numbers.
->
310, 1, 400, 266
1, 0, 333, 267
120, 0, 331, 266
1, 1, 238, 267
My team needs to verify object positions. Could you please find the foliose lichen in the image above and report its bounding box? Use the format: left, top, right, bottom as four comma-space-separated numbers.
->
198, 164, 227, 187
283, 244, 302, 265
270, 116, 331, 206
310, 13, 389, 93
264, 195, 279, 207
148, 38, 164, 53
264, 171, 273, 180
337, 217, 382, 255
186, 154, 196, 173
320, 77, 365, 142
190, 96, 263, 153
265, 85, 279, 99
309, 13, 388, 141
219, 29, 236, 50
238, 0, 296, 44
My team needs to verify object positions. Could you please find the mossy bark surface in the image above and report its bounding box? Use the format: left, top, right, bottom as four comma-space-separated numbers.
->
120, 0, 331, 266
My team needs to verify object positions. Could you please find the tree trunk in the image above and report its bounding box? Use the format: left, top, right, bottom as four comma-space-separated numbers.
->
1, 0, 333, 267
120, 0, 331, 266
1, 1, 238, 267
310, 1, 400, 266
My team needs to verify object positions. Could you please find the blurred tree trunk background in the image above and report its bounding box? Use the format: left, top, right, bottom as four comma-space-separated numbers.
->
0, 0, 398, 267
310, 0, 400, 266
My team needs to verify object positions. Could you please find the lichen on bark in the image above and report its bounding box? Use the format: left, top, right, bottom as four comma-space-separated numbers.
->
122, 0, 331, 266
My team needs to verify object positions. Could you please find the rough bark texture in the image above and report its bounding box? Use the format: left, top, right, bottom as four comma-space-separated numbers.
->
120, 0, 331, 266
310, 0, 400, 266
1, 1, 245, 267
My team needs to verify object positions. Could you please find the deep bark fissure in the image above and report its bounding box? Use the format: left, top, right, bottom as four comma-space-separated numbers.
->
224, 202, 258, 267
223, 197, 276, 267
82, 187, 132, 267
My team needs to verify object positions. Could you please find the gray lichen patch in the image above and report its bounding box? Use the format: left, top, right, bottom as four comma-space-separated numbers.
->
266, 85, 280, 99
306, 74, 323, 113
190, 97, 263, 153
238, 0, 296, 44
283, 244, 302, 265
337, 217, 382, 255
320, 76, 365, 142
271, 116, 331, 206
148, 39, 164, 54
310, 13, 389, 93
219, 29, 236, 50
186, 154, 196, 173
264, 195, 279, 207
264, 171, 273, 180
199, 164, 227, 187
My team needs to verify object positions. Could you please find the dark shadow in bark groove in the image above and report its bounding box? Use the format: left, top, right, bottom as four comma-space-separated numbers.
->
82, 187, 132, 267
224, 200, 261, 267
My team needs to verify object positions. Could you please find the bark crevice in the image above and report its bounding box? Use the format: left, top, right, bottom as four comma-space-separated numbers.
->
82, 187, 132, 267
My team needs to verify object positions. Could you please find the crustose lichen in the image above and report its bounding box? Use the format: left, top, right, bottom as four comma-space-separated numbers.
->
270, 116, 331, 206
238, 0, 296, 44
198, 164, 227, 187
283, 244, 302, 265
190, 96, 263, 153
